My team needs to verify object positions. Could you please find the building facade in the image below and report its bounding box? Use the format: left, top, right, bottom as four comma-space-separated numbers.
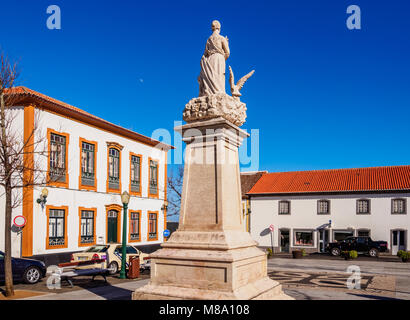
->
247, 166, 410, 255
0, 87, 172, 258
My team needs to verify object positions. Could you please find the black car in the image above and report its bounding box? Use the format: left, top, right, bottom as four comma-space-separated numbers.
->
0, 251, 47, 284
326, 236, 388, 257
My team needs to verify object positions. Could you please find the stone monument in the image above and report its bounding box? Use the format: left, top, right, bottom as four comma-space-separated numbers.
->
133, 20, 292, 300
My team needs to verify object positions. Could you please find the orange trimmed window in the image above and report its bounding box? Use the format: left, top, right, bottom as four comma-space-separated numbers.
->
107, 143, 123, 193
46, 205, 68, 249
79, 138, 97, 191
48, 129, 69, 188
148, 158, 159, 198
129, 211, 141, 242
78, 207, 96, 247
148, 211, 158, 241
130, 153, 142, 196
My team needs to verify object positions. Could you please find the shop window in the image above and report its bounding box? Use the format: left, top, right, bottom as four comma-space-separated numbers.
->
333, 230, 354, 241
294, 230, 314, 246
357, 229, 370, 237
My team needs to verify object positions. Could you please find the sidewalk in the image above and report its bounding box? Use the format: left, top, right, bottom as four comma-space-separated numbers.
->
20, 279, 150, 300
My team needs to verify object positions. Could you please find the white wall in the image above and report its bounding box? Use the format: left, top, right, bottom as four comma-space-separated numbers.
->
250, 193, 410, 252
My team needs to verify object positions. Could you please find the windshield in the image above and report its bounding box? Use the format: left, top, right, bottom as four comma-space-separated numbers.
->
85, 245, 108, 253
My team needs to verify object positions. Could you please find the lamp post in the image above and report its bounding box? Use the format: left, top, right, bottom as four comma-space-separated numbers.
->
36, 188, 49, 209
119, 191, 130, 279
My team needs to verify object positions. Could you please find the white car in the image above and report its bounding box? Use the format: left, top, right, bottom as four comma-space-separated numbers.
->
71, 243, 149, 275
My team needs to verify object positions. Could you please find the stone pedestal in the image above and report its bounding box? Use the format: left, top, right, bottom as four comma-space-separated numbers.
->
133, 117, 292, 300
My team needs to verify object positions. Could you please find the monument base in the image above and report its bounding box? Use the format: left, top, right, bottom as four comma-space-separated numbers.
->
132, 277, 290, 300
133, 231, 294, 300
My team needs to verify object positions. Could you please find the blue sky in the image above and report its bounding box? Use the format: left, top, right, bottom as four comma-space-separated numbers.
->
1, 0, 409, 173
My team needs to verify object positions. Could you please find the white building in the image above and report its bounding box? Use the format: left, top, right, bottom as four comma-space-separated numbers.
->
0, 87, 172, 259
247, 166, 410, 255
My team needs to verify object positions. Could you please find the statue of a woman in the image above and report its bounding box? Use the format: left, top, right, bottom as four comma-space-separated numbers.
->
198, 20, 230, 96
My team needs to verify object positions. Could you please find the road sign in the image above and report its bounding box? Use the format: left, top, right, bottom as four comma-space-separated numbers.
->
13, 215, 26, 228
163, 229, 170, 237
269, 224, 274, 232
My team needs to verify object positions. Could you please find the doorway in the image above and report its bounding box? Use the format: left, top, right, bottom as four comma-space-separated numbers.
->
279, 229, 290, 253
107, 210, 118, 243
319, 229, 329, 253
391, 230, 406, 255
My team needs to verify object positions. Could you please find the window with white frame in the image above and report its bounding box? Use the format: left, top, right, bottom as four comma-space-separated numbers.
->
278, 201, 290, 215
357, 199, 370, 214
392, 199, 406, 214
317, 200, 330, 214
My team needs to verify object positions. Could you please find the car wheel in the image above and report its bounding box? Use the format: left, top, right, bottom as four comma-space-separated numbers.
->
23, 266, 41, 284
331, 248, 341, 256
369, 248, 379, 257
108, 262, 118, 275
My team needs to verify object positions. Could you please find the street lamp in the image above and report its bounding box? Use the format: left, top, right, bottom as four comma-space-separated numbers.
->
36, 188, 49, 209
119, 191, 130, 279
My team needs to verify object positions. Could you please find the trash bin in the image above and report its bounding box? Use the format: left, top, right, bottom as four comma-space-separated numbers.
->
128, 256, 140, 279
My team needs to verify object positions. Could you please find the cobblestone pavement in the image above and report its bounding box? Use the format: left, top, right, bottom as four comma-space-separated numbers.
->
268, 257, 410, 300
269, 270, 374, 290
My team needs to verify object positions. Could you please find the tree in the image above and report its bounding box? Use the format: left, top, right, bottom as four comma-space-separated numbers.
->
0, 52, 48, 297
166, 165, 184, 219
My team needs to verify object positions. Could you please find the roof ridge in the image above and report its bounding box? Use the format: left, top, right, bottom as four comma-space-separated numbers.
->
265, 165, 410, 175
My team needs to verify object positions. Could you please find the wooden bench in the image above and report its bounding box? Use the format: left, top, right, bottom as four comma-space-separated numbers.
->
57, 259, 108, 288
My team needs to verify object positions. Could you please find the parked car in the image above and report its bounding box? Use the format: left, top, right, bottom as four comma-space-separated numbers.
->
70, 244, 149, 275
326, 236, 388, 257
0, 251, 47, 284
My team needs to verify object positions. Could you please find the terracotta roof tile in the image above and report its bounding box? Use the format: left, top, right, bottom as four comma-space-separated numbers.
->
240, 171, 267, 198
248, 165, 410, 194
